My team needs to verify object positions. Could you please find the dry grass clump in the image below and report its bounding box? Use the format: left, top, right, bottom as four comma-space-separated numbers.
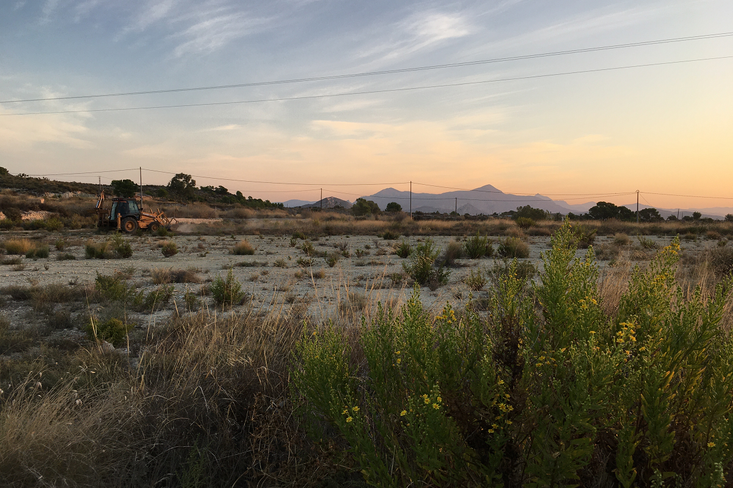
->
231, 239, 255, 255
613, 233, 631, 246
151, 267, 202, 284
220, 207, 255, 219
0, 308, 313, 487
3, 238, 34, 255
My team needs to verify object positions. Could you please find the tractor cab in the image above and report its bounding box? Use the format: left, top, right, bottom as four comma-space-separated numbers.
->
109, 198, 140, 221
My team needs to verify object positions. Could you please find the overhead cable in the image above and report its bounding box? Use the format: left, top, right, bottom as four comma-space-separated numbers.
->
2, 31, 731, 105
3, 55, 732, 116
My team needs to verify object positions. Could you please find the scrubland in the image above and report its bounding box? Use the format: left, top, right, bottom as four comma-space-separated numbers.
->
1, 206, 733, 486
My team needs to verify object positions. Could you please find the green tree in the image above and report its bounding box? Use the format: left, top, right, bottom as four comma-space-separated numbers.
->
110, 179, 138, 198
385, 202, 402, 213
588, 201, 635, 221
638, 207, 663, 223
167, 173, 197, 201
0, 167, 9, 177
693, 211, 702, 221
352, 198, 381, 216
725, 214, 733, 222
515, 205, 549, 221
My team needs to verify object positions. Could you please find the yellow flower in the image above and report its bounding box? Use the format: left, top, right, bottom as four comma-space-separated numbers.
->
432, 403, 440, 410
708, 442, 716, 448
346, 417, 353, 423
488, 429, 494, 433
437, 396, 442, 403
424, 397, 430, 404
342, 409, 348, 415
395, 350, 401, 355
589, 331, 596, 335
400, 410, 407, 416
352, 406, 359, 412
396, 358, 401, 364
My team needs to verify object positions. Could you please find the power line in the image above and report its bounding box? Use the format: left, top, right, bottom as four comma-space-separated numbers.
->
3, 31, 731, 105
3, 55, 732, 116
142, 167, 408, 187
25, 168, 140, 177
644, 191, 733, 200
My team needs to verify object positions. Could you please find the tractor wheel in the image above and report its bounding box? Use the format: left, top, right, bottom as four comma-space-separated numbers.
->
122, 217, 138, 233
149, 221, 161, 232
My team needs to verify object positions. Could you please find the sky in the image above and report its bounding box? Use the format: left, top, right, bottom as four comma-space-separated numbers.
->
1, 0, 732, 210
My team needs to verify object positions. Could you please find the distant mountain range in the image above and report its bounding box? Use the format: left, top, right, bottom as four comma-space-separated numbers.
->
283, 184, 733, 219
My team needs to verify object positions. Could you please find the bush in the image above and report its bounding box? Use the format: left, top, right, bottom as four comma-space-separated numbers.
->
515, 217, 535, 229
464, 268, 486, 291
4, 239, 33, 255
442, 240, 463, 266
85, 317, 133, 347
464, 232, 493, 259
293, 223, 733, 486
111, 235, 133, 258
231, 240, 255, 255
402, 239, 450, 288
25, 245, 49, 259
161, 241, 178, 257
497, 237, 530, 258
210, 269, 245, 307
395, 241, 412, 258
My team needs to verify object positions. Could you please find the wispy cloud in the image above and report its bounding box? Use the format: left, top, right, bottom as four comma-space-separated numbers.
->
169, 7, 272, 58
39, 0, 60, 24
357, 10, 472, 65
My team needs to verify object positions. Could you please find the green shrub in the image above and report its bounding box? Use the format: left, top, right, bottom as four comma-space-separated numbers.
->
464, 232, 493, 259
85, 317, 133, 347
515, 216, 534, 229
292, 222, 733, 486
210, 269, 245, 307
395, 241, 412, 258
300, 240, 315, 257
497, 237, 530, 258
325, 253, 340, 268
86, 240, 112, 259
95, 274, 130, 302
402, 239, 450, 288
25, 245, 49, 259
161, 241, 178, 257
133, 285, 174, 312
464, 268, 486, 291
44, 217, 63, 231
111, 234, 133, 258
381, 230, 400, 240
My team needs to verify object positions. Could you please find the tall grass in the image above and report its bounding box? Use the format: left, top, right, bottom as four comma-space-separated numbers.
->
292, 222, 733, 486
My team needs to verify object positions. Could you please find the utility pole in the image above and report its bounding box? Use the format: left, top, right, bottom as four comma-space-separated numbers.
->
98, 176, 101, 195
320, 188, 323, 210
636, 190, 639, 224
139, 167, 144, 208
409, 181, 412, 219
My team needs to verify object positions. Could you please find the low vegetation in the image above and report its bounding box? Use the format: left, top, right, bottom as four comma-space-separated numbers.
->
4, 196, 733, 486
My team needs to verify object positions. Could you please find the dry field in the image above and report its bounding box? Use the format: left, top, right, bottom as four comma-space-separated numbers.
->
1, 217, 733, 486
0, 225, 697, 329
